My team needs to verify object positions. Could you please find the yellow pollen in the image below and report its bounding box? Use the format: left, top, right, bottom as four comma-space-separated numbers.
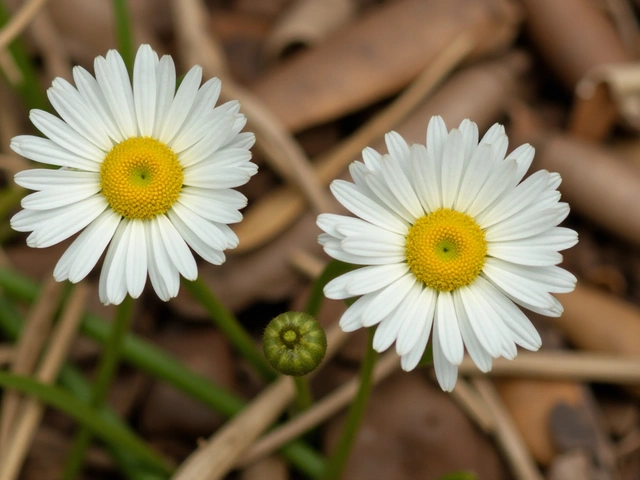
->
405, 208, 487, 292
100, 137, 183, 220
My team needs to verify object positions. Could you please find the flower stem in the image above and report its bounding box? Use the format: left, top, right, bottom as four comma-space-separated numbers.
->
183, 277, 275, 381
62, 296, 135, 480
112, 0, 135, 71
293, 376, 313, 411
322, 328, 378, 480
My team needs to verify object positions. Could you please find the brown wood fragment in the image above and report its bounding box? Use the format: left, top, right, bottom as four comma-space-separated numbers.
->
251, 0, 521, 132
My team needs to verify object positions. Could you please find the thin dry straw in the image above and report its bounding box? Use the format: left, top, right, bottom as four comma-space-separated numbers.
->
0, 277, 62, 456
0, 284, 89, 480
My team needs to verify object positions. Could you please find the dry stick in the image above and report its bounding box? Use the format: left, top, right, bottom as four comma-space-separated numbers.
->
233, 32, 475, 253
172, 0, 333, 216
447, 376, 495, 434
0, 0, 51, 49
0, 283, 89, 480
472, 378, 544, 480
173, 323, 348, 480
29, 11, 70, 81
0, 346, 13, 365
239, 352, 400, 468
459, 351, 640, 384
0, 277, 62, 456
289, 249, 325, 279
0, 49, 22, 85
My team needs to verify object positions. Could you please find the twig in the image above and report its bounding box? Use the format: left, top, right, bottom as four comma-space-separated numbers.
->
172, 0, 334, 216
0, 0, 51, 50
0, 283, 89, 480
238, 352, 400, 468
174, 322, 347, 479
29, 10, 70, 81
0, 345, 13, 365
472, 378, 544, 480
447, 376, 495, 434
0, 277, 62, 456
288, 250, 326, 279
458, 351, 640, 384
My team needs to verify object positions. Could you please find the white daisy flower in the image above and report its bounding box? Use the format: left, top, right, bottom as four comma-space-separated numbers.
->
11, 45, 256, 305
318, 116, 578, 391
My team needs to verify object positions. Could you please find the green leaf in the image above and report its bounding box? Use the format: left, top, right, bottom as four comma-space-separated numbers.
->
0, 372, 171, 474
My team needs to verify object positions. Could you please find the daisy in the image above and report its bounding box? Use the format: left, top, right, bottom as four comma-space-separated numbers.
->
11, 45, 256, 305
318, 116, 577, 391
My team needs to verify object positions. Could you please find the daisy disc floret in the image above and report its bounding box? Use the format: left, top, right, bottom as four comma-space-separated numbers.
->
11, 45, 257, 305
318, 116, 578, 391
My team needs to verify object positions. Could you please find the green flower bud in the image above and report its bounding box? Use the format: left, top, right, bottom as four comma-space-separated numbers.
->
263, 312, 327, 376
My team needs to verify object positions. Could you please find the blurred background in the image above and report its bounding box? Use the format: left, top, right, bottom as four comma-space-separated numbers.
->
2, 0, 640, 479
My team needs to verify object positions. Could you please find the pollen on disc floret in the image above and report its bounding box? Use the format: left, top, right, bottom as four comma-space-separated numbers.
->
405, 208, 487, 292
100, 137, 184, 220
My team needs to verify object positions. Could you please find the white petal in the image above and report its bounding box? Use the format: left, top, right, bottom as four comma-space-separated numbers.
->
322, 240, 404, 265
507, 143, 535, 184
409, 144, 440, 213
485, 204, 570, 243
330, 180, 408, 234
99, 220, 128, 305
103, 219, 132, 305
396, 284, 434, 355
458, 118, 478, 164
159, 65, 203, 144
152, 55, 177, 138
21, 183, 101, 210
338, 294, 374, 332
170, 78, 223, 152
400, 310, 433, 372
125, 219, 148, 299
11, 136, 100, 171
465, 159, 518, 218
361, 274, 416, 327
18, 195, 108, 248
324, 263, 409, 299
472, 277, 541, 351
458, 284, 504, 357
384, 131, 410, 165
167, 208, 226, 265
54, 209, 121, 283
379, 155, 423, 219
29, 111, 106, 163
14, 169, 99, 190
364, 171, 417, 223
146, 220, 175, 302
452, 290, 492, 372
440, 128, 465, 209
73, 66, 124, 142
47, 78, 112, 150
361, 147, 382, 170
426, 115, 447, 168
454, 143, 495, 213
434, 291, 464, 364
476, 170, 550, 229
177, 187, 245, 224
432, 324, 458, 392
133, 44, 158, 137
488, 243, 563, 266
340, 236, 405, 258
95, 51, 137, 137
155, 214, 197, 281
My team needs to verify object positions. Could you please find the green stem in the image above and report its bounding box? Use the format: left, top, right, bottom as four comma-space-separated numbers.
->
293, 376, 313, 411
183, 277, 275, 381
305, 261, 357, 318
322, 328, 378, 480
112, 0, 135, 71
62, 296, 135, 480
0, 372, 171, 474
0, 270, 325, 478
0, 0, 49, 111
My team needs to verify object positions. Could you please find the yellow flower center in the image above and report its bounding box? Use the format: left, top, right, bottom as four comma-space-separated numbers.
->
405, 208, 487, 292
100, 137, 183, 220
